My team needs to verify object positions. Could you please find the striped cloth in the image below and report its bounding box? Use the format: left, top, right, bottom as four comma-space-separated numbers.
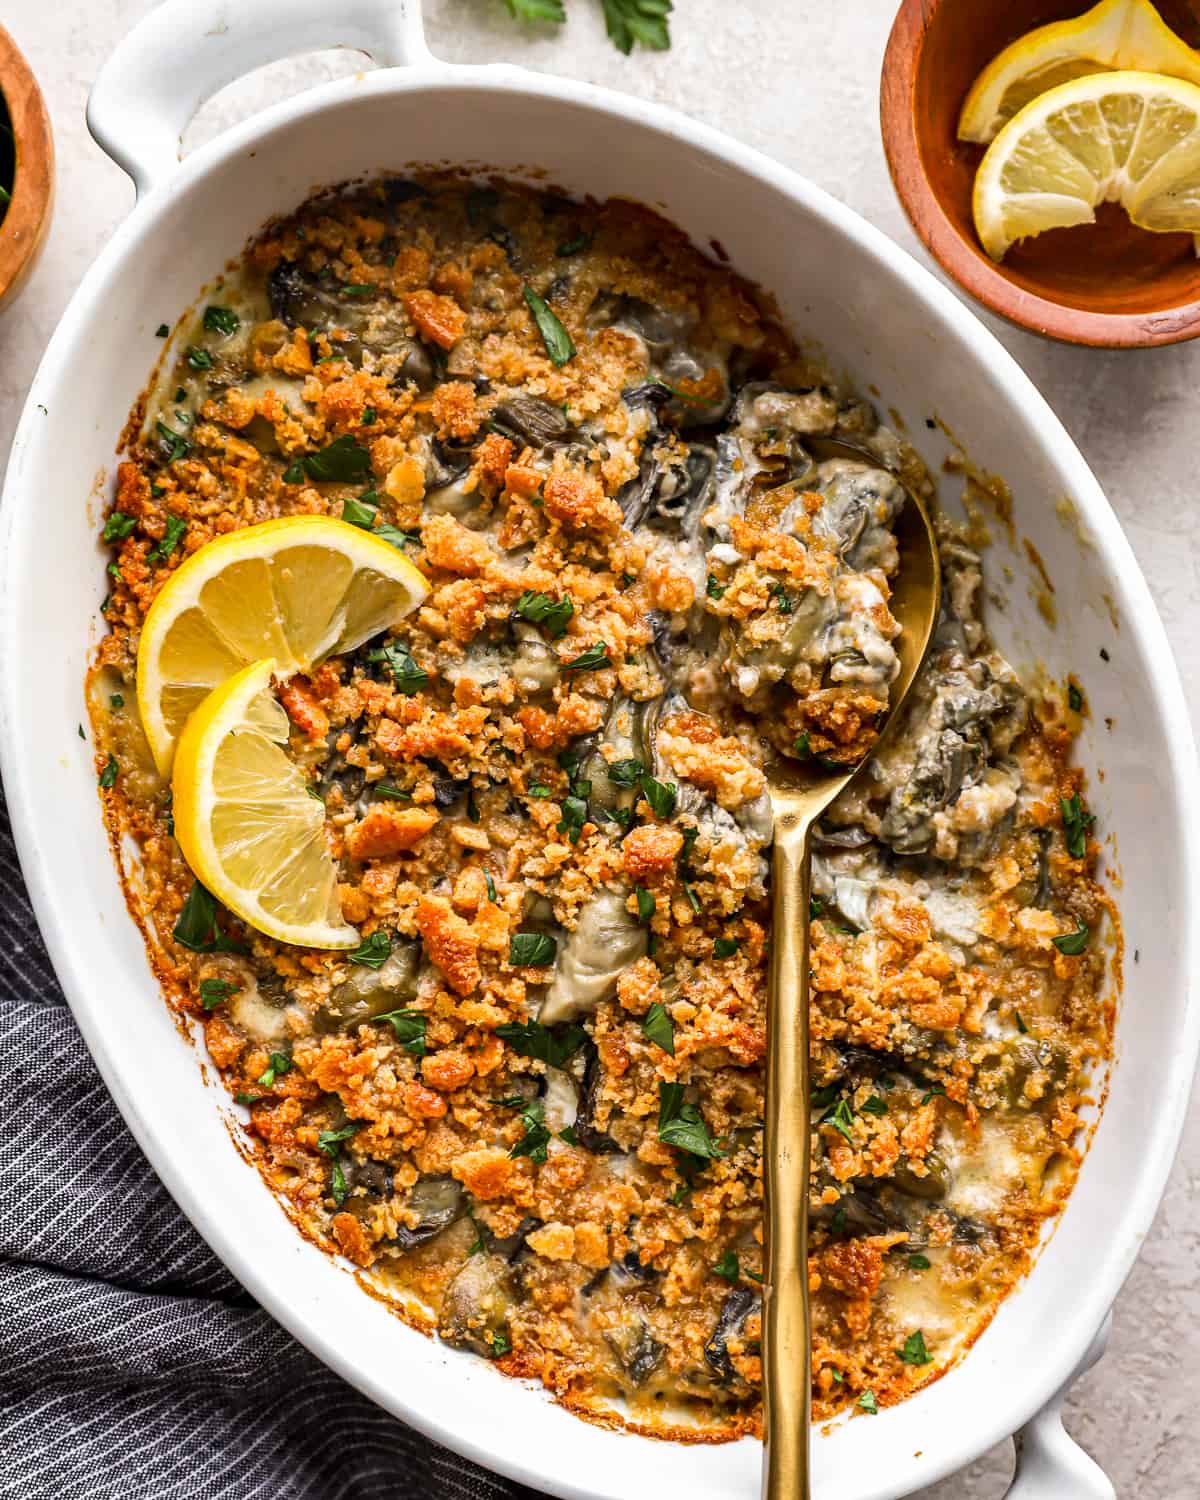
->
0, 781, 544, 1500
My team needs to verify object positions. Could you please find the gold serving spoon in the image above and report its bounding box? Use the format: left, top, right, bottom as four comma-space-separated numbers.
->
761, 438, 942, 1500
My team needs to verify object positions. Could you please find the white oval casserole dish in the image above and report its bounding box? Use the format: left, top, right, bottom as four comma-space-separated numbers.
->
1, 3, 1197, 1497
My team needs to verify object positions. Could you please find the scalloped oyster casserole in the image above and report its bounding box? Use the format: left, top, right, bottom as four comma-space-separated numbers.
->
86, 176, 1115, 1437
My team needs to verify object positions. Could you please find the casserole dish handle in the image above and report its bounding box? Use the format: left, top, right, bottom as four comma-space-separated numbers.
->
87, 0, 432, 198
1003, 1314, 1115, 1500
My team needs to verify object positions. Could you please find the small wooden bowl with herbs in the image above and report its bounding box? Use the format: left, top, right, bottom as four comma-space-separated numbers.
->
0, 25, 52, 312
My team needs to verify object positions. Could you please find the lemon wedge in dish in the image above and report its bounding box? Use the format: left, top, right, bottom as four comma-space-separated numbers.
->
172, 657, 358, 950
136, 515, 429, 775
973, 69, 1200, 260
959, 0, 1200, 143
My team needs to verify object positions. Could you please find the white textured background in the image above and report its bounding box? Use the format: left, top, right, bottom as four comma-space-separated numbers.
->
1, 2, 1196, 1495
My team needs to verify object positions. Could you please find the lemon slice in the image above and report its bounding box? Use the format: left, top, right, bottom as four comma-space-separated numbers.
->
172, 658, 358, 949
959, 0, 1200, 143
973, 69, 1200, 260
137, 515, 428, 775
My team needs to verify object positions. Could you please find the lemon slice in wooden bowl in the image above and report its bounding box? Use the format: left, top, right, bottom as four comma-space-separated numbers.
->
959, 0, 1200, 144
172, 657, 359, 950
973, 69, 1200, 260
136, 515, 428, 775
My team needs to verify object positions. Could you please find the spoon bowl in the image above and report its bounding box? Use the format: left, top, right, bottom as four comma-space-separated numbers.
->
760, 439, 942, 1500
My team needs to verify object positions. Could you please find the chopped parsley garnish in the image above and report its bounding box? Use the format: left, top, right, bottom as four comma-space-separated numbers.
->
823, 1097, 855, 1142
557, 795, 588, 844
376, 1008, 427, 1056
98, 753, 119, 790
1014, 1011, 1028, 1034
771, 582, 793, 613
202, 305, 239, 336
496, 1018, 585, 1068
348, 931, 391, 969
657, 1082, 724, 1160
1053, 920, 1089, 955
642, 1001, 675, 1056
147, 515, 187, 564
508, 932, 558, 967
528, 783, 552, 798
514, 589, 574, 639
102, 511, 137, 542
235, 1093, 261, 1107
361, 407, 376, 425
316, 1123, 359, 1205
485, 872, 499, 903
522, 284, 575, 366
155, 323, 169, 338
705, 573, 727, 600
684, 883, 701, 914
185, 345, 213, 371
465, 1211, 487, 1256
712, 1250, 739, 1282
1060, 792, 1095, 859
639, 774, 677, 819
680, 825, 699, 863
635, 887, 656, 923
794, 730, 811, 758
509, 1098, 552, 1163
556, 231, 592, 256
809, 895, 825, 920
341, 496, 378, 529
713, 936, 739, 959
1068, 682, 1083, 712
490, 1330, 512, 1358
595, 804, 633, 830
365, 642, 428, 695
908, 1253, 931, 1270
373, 782, 411, 801
898, 1329, 933, 1366
606, 757, 644, 787
558, 1125, 579, 1146
173, 884, 244, 953
198, 978, 236, 1011
560, 642, 610, 673
860, 1095, 888, 1116
374, 523, 422, 550
257, 1051, 292, 1088
109, 693, 124, 709
920, 1082, 946, 1105
284, 434, 372, 484
340, 283, 374, 296
858, 1391, 879, 1415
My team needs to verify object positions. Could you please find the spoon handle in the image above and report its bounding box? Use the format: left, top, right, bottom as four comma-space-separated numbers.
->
762, 814, 813, 1500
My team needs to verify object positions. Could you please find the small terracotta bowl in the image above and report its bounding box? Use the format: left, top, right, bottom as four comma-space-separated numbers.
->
0, 25, 53, 313
881, 0, 1200, 347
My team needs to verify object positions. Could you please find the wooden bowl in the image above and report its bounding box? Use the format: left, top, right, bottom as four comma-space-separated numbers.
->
881, 0, 1200, 346
0, 25, 53, 312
